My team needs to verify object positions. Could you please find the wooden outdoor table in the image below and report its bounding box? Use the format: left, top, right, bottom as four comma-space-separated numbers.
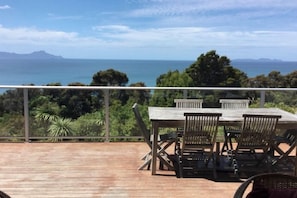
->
148, 107, 297, 175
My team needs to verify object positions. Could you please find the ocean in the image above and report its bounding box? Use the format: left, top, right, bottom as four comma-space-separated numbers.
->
0, 59, 296, 87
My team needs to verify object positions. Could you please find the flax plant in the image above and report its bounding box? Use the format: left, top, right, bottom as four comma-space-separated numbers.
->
48, 117, 73, 142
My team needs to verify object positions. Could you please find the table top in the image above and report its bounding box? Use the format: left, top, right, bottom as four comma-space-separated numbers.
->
148, 107, 297, 125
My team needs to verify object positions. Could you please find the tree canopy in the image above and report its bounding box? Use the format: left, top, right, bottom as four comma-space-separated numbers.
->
185, 50, 248, 87
91, 69, 128, 86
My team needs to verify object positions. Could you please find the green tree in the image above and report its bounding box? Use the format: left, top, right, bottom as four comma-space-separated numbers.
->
268, 71, 285, 87
43, 82, 63, 103
72, 111, 105, 140
285, 70, 297, 88
58, 82, 93, 119
127, 82, 151, 105
186, 50, 247, 87
184, 50, 248, 106
91, 69, 128, 86
91, 69, 130, 106
150, 70, 194, 106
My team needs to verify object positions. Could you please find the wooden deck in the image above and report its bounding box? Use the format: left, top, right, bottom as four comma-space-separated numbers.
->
0, 142, 292, 198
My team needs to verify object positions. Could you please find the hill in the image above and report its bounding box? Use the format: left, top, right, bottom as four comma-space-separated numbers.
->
0, 50, 63, 59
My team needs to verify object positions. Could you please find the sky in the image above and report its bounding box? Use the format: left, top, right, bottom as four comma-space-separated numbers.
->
0, 0, 297, 60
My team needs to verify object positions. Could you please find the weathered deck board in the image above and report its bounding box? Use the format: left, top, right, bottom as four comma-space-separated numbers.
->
0, 142, 258, 197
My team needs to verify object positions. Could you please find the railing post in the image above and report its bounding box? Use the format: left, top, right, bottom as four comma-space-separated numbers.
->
260, 90, 265, 108
183, 89, 187, 98
104, 89, 110, 142
23, 88, 30, 142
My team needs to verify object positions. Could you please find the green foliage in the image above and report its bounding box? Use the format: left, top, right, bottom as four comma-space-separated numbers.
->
247, 70, 297, 106
285, 71, 297, 87
91, 69, 131, 105
59, 89, 93, 119
264, 102, 297, 114
185, 50, 248, 87
109, 100, 135, 138
0, 114, 24, 138
127, 82, 151, 105
48, 117, 74, 142
151, 50, 249, 107
91, 69, 128, 86
0, 89, 24, 114
72, 111, 105, 138
150, 70, 194, 106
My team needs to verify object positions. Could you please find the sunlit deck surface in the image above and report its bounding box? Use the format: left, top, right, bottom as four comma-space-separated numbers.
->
0, 142, 293, 198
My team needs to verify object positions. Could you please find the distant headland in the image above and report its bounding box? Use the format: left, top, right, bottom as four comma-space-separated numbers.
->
0, 50, 63, 59
0, 50, 286, 62
232, 58, 283, 62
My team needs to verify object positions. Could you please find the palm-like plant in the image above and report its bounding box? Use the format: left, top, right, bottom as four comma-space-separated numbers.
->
48, 118, 73, 142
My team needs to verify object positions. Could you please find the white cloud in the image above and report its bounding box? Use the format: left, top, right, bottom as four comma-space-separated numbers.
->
0, 24, 297, 60
93, 25, 133, 32
0, 5, 10, 9
91, 25, 297, 47
1, 24, 297, 48
47, 13, 82, 20
128, 0, 297, 27
0, 26, 78, 43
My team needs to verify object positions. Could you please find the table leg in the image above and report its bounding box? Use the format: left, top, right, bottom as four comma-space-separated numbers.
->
151, 122, 158, 175
295, 140, 297, 176
216, 142, 220, 166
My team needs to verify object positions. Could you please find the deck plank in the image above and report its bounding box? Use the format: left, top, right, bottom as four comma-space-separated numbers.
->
0, 142, 247, 197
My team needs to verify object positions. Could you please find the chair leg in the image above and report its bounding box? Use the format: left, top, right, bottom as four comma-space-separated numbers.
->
228, 133, 234, 150
141, 151, 151, 160
138, 158, 152, 170
212, 153, 217, 179
272, 142, 296, 166
221, 132, 229, 155
178, 155, 183, 178
159, 160, 164, 170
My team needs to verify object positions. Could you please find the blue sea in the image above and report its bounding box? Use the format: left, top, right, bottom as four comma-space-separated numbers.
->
0, 59, 296, 87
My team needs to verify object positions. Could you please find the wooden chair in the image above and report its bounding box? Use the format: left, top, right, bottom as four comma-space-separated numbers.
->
132, 103, 177, 170
175, 112, 222, 178
220, 99, 250, 155
219, 99, 250, 109
230, 114, 281, 174
174, 99, 203, 108
271, 129, 297, 174
233, 173, 297, 198
174, 99, 203, 135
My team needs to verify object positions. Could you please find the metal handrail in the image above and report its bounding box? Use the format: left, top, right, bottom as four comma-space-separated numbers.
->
1, 85, 297, 91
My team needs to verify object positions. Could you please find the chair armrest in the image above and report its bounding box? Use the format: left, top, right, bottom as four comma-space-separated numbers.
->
233, 176, 255, 198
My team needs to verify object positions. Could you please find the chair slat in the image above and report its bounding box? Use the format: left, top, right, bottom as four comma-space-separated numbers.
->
174, 99, 203, 108
219, 99, 250, 109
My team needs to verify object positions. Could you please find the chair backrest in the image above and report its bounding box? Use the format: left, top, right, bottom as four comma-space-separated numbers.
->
233, 173, 297, 198
182, 113, 222, 150
219, 99, 249, 109
132, 103, 151, 148
174, 99, 203, 108
237, 114, 281, 150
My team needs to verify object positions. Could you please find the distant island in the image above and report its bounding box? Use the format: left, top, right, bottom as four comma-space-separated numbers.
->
232, 58, 283, 62
0, 50, 63, 59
